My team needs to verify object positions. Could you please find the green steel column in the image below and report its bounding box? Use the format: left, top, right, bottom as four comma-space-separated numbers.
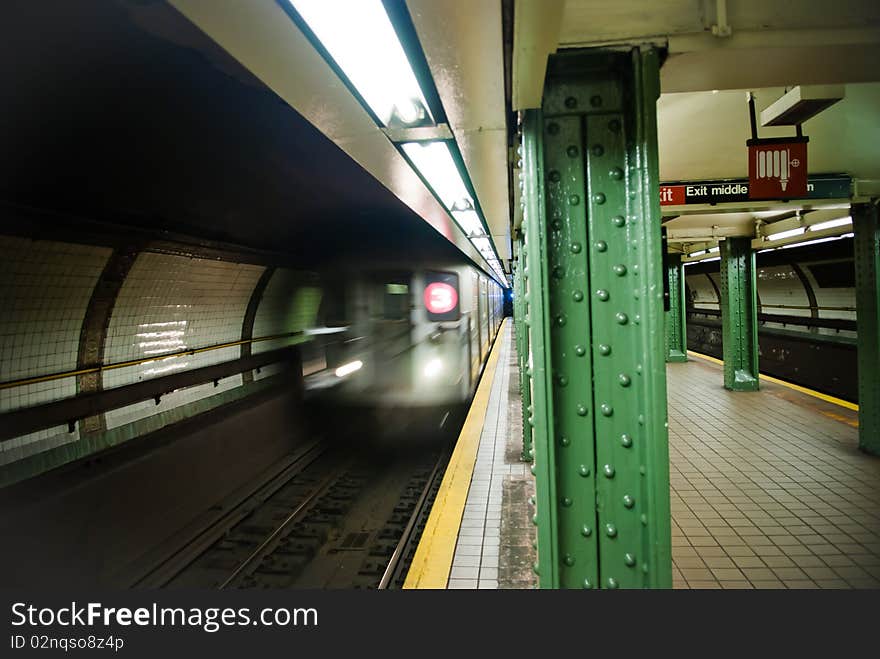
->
853, 202, 880, 456
522, 47, 671, 589
521, 109, 561, 586
719, 237, 759, 391
665, 253, 688, 362
514, 238, 533, 462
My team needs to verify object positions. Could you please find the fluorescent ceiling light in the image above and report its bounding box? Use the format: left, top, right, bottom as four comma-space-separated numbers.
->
707, 246, 720, 253
289, 0, 431, 126
453, 210, 485, 237
472, 237, 493, 253
687, 249, 707, 258
402, 141, 472, 210
766, 226, 805, 241
778, 234, 851, 250
702, 256, 720, 263
809, 216, 852, 232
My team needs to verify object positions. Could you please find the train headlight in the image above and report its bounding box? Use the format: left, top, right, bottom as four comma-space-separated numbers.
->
335, 360, 363, 378
423, 358, 443, 379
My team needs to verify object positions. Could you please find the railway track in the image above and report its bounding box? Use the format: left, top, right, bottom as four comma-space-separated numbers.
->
135, 437, 450, 590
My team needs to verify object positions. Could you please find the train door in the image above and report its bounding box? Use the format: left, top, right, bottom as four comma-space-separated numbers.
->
489, 285, 495, 337
368, 271, 413, 393
480, 277, 489, 357
470, 271, 481, 383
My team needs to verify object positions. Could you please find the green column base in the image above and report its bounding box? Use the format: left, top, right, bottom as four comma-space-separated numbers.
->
666, 351, 687, 363
726, 369, 759, 392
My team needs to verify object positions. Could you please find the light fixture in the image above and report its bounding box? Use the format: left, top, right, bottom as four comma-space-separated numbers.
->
778, 234, 852, 250
452, 210, 486, 237
707, 246, 720, 253
288, 0, 505, 284
687, 249, 707, 258
401, 142, 472, 210
809, 216, 852, 232
288, 0, 432, 127
760, 85, 845, 127
766, 226, 805, 241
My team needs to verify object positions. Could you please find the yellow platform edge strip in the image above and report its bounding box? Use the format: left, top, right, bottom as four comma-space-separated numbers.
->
403, 319, 508, 589
686, 350, 859, 412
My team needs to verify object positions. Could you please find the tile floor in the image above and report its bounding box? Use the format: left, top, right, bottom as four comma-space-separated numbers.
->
667, 358, 880, 589
445, 327, 880, 589
447, 327, 534, 589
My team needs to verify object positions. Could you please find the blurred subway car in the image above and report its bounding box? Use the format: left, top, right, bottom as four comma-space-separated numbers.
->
303, 262, 504, 437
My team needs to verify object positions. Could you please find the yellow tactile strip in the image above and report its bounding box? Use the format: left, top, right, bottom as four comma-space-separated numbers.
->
686, 350, 859, 412
403, 319, 509, 589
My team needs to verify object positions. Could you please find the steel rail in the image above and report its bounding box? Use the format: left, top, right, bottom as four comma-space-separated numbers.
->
217, 457, 351, 590
129, 440, 329, 588
377, 449, 448, 590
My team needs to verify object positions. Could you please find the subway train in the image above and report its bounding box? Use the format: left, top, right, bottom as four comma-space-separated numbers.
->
303, 262, 505, 436
685, 237, 857, 401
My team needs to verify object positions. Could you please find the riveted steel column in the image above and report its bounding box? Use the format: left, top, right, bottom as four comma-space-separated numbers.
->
516, 239, 533, 462
515, 238, 534, 462
665, 254, 687, 362
853, 202, 880, 455
719, 237, 759, 391
521, 109, 561, 586
524, 48, 671, 589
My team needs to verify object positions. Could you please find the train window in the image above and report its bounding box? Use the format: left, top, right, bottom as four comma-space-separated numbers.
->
424, 271, 460, 321
383, 282, 410, 320
323, 281, 349, 327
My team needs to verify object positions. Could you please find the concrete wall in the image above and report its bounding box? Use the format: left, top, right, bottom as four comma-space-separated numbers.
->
0, 382, 307, 587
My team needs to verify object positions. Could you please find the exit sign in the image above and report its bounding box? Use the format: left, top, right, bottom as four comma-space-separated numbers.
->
659, 174, 850, 206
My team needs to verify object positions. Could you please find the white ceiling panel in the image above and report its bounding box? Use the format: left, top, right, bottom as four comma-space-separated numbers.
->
169, 0, 501, 280
406, 0, 512, 261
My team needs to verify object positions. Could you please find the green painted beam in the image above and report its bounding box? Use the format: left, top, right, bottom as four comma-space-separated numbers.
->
719, 237, 759, 391
665, 253, 688, 363
522, 47, 671, 589
853, 202, 880, 456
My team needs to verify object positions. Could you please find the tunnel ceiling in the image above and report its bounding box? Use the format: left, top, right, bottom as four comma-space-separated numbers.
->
0, 0, 467, 267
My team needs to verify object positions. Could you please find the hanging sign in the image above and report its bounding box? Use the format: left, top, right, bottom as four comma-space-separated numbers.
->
747, 136, 809, 200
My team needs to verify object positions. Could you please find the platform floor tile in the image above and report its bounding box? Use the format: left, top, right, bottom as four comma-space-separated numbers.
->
668, 358, 880, 589
448, 327, 536, 589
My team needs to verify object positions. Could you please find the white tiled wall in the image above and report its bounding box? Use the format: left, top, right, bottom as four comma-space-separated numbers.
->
103, 254, 264, 430
0, 237, 111, 461
757, 265, 810, 317
251, 269, 321, 382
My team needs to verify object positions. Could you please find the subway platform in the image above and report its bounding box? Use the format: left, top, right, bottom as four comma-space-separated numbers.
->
405, 319, 880, 589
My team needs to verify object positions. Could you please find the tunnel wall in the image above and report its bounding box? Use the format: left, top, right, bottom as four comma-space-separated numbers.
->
0, 234, 320, 486
0, 238, 112, 457
0, 379, 307, 587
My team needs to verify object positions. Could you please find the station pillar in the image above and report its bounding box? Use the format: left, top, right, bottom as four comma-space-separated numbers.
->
719, 237, 759, 391
514, 237, 533, 462
665, 253, 688, 362
520, 47, 671, 589
853, 202, 880, 456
